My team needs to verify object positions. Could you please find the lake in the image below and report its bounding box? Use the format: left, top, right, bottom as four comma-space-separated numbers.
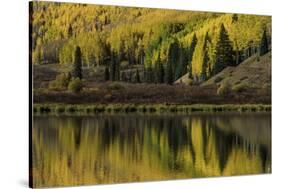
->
31, 113, 271, 187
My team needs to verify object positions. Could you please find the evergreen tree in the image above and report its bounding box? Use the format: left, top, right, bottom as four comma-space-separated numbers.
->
146, 65, 153, 83
165, 40, 180, 83
155, 54, 165, 83
213, 24, 234, 74
170, 39, 180, 80
104, 66, 110, 81
110, 51, 116, 81
188, 33, 197, 78
260, 30, 269, 56
72, 46, 82, 79
166, 44, 173, 84
232, 14, 238, 23
135, 69, 141, 83
201, 32, 210, 80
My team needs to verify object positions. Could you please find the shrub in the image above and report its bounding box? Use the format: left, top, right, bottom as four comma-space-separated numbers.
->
232, 83, 248, 93
217, 82, 231, 96
107, 82, 125, 90
214, 76, 223, 83
49, 73, 71, 90
68, 77, 83, 93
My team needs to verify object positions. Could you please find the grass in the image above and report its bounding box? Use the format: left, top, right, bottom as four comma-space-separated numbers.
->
33, 103, 271, 115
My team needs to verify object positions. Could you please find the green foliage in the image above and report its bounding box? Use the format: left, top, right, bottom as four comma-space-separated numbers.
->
154, 54, 165, 83
72, 46, 82, 79
185, 14, 271, 79
31, 1, 271, 87
49, 73, 71, 90
260, 30, 269, 56
165, 39, 181, 84
188, 34, 198, 78
68, 77, 83, 93
110, 51, 120, 81
214, 24, 235, 74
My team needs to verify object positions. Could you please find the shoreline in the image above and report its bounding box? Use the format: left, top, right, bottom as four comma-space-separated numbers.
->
33, 103, 271, 115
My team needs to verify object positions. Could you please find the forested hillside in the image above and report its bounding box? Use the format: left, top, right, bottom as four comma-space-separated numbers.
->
30, 1, 271, 87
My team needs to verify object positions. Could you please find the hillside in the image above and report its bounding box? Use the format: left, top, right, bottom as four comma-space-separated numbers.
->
30, 2, 271, 86
31, 1, 271, 105
201, 52, 271, 89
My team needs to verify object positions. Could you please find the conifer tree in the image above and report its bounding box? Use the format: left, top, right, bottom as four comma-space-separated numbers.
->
166, 44, 174, 84
188, 33, 197, 78
155, 54, 165, 83
110, 51, 117, 81
72, 46, 82, 79
260, 30, 269, 56
201, 32, 210, 80
165, 40, 179, 83
213, 24, 234, 74
146, 66, 153, 83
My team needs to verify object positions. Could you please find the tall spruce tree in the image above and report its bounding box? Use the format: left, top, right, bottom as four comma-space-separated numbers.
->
72, 46, 82, 79
260, 30, 269, 56
166, 43, 174, 84
110, 51, 117, 81
214, 24, 234, 74
165, 40, 180, 84
188, 33, 198, 78
170, 39, 180, 80
201, 32, 210, 80
155, 54, 165, 83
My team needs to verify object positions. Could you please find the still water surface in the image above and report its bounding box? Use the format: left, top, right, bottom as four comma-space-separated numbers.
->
32, 113, 271, 187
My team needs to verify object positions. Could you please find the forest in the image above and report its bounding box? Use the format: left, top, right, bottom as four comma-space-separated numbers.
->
30, 1, 272, 106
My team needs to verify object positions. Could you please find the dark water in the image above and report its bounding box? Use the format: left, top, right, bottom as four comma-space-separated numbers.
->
32, 113, 271, 187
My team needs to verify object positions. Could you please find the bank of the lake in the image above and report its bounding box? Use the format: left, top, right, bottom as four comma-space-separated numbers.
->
33, 103, 271, 115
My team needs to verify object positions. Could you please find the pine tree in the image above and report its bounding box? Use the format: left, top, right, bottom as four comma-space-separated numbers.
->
146, 65, 153, 83
155, 54, 165, 83
166, 45, 174, 84
188, 33, 197, 78
72, 46, 82, 79
110, 51, 116, 81
260, 30, 269, 56
201, 32, 210, 80
213, 24, 234, 74
170, 39, 180, 80
165, 40, 179, 84
104, 66, 110, 81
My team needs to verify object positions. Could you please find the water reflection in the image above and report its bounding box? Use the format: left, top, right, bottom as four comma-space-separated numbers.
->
32, 113, 271, 187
